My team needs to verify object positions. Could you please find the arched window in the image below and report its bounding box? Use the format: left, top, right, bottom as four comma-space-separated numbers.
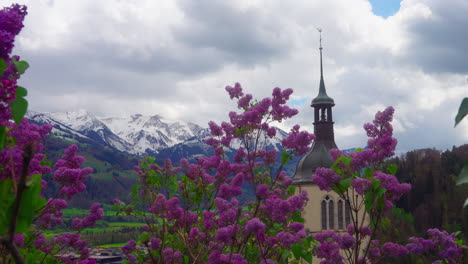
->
321, 199, 327, 230
328, 199, 334, 229
345, 201, 351, 226
321, 195, 335, 230
338, 199, 344, 229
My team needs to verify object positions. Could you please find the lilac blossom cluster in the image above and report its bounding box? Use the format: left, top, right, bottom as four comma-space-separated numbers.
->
406, 228, 464, 264
0, 119, 52, 181
34, 233, 96, 263
0, 4, 27, 124
71, 203, 104, 231
0, 3, 26, 60
53, 144, 94, 198
313, 230, 356, 264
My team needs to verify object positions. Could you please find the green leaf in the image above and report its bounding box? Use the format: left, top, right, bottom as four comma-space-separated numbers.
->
13, 60, 29, 75
455, 97, 468, 127
364, 167, 374, 178
288, 185, 296, 195
16, 175, 43, 233
386, 163, 398, 175
335, 156, 352, 167
303, 252, 313, 264
340, 178, 352, 190
0, 58, 6, 76
15, 86, 27, 97
364, 191, 376, 213
333, 177, 351, 195
0, 179, 14, 235
0, 126, 6, 150
281, 151, 293, 164
291, 243, 303, 259
11, 96, 28, 124
456, 164, 468, 185
370, 178, 381, 189
291, 211, 304, 223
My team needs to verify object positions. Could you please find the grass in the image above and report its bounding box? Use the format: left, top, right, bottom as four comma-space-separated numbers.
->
108, 222, 145, 227
96, 242, 127, 248
62, 206, 119, 216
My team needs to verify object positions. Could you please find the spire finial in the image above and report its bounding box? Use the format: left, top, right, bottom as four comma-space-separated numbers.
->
317, 27, 323, 79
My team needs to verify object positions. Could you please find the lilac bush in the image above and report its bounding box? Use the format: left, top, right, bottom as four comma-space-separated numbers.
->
0, 4, 102, 263
114, 83, 314, 263
310, 107, 465, 264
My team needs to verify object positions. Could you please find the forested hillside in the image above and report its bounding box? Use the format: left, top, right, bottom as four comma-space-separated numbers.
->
381, 145, 468, 242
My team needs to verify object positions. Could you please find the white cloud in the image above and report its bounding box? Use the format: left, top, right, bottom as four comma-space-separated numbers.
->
3, 0, 467, 153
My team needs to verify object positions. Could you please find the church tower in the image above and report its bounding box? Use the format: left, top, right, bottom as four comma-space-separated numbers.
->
293, 31, 350, 232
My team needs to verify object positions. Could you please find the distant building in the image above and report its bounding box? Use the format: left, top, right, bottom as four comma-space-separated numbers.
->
293, 33, 351, 232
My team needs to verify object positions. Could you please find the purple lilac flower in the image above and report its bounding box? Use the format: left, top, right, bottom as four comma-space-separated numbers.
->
312, 167, 341, 191
53, 145, 93, 199
13, 234, 24, 247
406, 229, 463, 264
215, 225, 237, 243
315, 241, 343, 264
162, 248, 182, 264
121, 240, 136, 255
225, 83, 244, 99
38, 199, 67, 229
208, 121, 224, 136
71, 203, 104, 231
150, 237, 161, 250
281, 125, 315, 155
381, 242, 409, 257
351, 178, 372, 195
245, 218, 266, 234
373, 171, 411, 211
238, 93, 252, 109
0, 4, 27, 60
367, 240, 381, 263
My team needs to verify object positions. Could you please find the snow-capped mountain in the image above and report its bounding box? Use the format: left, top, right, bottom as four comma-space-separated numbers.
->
27, 110, 210, 155
101, 114, 209, 154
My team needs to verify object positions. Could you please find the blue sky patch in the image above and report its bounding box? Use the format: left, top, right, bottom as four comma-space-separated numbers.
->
368, 0, 402, 18
289, 98, 308, 107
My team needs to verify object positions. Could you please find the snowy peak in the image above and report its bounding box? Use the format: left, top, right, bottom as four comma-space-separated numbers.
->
47, 109, 106, 132
101, 114, 210, 154
28, 110, 132, 153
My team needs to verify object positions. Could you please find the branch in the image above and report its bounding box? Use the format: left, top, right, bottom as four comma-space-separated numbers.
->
7, 144, 34, 264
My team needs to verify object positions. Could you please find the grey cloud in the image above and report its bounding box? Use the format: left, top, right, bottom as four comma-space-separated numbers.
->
402, 0, 468, 73
173, 0, 292, 66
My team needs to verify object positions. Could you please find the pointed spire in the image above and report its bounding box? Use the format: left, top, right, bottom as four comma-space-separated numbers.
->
319, 28, 323, 80
312, 28, 334, 106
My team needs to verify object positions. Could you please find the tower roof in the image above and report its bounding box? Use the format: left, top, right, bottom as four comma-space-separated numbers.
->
293, 141, 336, 183
311, 32, 334, 107
293, 29, 338, 184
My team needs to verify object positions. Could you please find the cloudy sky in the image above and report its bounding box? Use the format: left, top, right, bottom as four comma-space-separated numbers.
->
4, 0, 468, 153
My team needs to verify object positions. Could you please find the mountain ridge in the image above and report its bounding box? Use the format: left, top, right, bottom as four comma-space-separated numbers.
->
27, 110, 211, 156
